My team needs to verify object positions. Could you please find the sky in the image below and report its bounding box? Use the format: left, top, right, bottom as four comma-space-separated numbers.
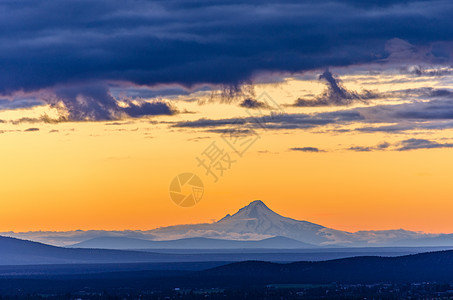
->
1, 0, 453, 233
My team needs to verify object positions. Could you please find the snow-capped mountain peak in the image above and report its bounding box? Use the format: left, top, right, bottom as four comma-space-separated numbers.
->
226, 200, 276, 220
209, 200, 331, 244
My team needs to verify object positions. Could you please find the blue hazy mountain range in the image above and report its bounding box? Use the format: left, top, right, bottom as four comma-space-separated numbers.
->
0, 235, 315, 265
1, 235, 453, 266
70, 236, 314, 249
4, 200, 453, 248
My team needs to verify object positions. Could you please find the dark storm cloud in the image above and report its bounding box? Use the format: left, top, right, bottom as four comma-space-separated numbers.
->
1, 0, 453, 94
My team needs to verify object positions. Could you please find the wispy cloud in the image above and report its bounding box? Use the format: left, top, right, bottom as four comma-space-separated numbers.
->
24, 128, 39, 132
347, 139, 453, 152
174, 110, 363, 130
293, 70, 378, 107
239, 98, 268, 109
397, 138, 453, 151
290, 147, 324, 152
48, 85, 178, 121
348, 146, 373, 152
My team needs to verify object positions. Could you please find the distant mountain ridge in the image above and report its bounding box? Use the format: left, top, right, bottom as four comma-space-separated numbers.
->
70, 236, 314, 249
7, 235, 443, 266
0, 235, 317, 265
3, 200, 453, 247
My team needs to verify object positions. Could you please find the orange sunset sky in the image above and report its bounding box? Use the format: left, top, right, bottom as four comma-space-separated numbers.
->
1, 68, 453, 234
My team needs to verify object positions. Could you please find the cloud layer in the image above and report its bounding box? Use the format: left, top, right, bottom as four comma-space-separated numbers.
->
1, 0, 453, 94
174, 86, 453, 145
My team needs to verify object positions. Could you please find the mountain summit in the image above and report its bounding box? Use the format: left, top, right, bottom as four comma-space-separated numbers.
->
238, 199, 271, 213
245, 199, 270, 208
223, 200, 273, 219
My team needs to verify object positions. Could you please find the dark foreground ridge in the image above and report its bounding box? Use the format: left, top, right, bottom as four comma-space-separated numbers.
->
197, 250, 453, 285
2, 250, 453, 298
